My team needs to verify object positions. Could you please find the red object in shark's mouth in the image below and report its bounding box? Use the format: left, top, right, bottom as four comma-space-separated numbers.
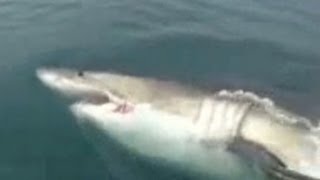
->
113, 102, 134, 114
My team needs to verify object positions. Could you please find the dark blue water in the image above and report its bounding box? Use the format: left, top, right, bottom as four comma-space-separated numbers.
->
1, 0, 320, 179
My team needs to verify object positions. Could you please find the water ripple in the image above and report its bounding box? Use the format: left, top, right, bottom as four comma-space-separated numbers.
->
0, 1, 82, 30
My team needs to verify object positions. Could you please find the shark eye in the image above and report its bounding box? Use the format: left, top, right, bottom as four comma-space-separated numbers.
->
78, 71, 84, 77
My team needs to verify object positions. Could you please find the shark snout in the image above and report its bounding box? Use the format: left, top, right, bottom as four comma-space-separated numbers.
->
36, 68, 60, 88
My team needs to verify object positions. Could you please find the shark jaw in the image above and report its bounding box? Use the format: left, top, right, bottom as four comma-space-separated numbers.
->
37, 68, 320, 180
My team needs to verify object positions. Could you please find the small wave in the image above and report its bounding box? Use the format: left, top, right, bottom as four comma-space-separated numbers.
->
214, 89, 314, 129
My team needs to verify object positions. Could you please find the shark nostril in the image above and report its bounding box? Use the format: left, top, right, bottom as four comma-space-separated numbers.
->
78, 71, 84, 77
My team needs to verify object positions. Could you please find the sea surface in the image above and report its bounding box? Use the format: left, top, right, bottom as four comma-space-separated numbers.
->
0, 0, 320, 179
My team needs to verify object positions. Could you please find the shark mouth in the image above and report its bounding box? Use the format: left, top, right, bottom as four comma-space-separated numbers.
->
36, 68, 135, 114
80, 92, 134, 114
69, 87, 135, 114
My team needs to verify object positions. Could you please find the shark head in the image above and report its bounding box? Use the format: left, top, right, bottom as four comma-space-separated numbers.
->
36, 68, 199, 133
36, 68, 150, 104
36, 68, 163, 136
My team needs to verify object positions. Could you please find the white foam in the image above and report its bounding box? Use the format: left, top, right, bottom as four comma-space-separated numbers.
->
215, 90, 313, 127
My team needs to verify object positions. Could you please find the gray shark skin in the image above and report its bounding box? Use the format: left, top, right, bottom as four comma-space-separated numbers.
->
36, 68, 320, 180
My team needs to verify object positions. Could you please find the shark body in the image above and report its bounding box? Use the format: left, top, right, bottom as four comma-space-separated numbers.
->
36, 68, 320, 180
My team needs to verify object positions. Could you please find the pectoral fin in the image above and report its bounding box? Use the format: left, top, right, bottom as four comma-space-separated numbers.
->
265, 165, 319, 180
229, 138, 320, 180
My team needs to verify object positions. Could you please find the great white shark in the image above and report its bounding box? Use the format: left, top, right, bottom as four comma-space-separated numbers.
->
36, 68, 320, 180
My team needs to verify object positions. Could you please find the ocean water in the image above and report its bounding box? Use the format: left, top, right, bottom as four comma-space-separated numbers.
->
0, 0, 320, 179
